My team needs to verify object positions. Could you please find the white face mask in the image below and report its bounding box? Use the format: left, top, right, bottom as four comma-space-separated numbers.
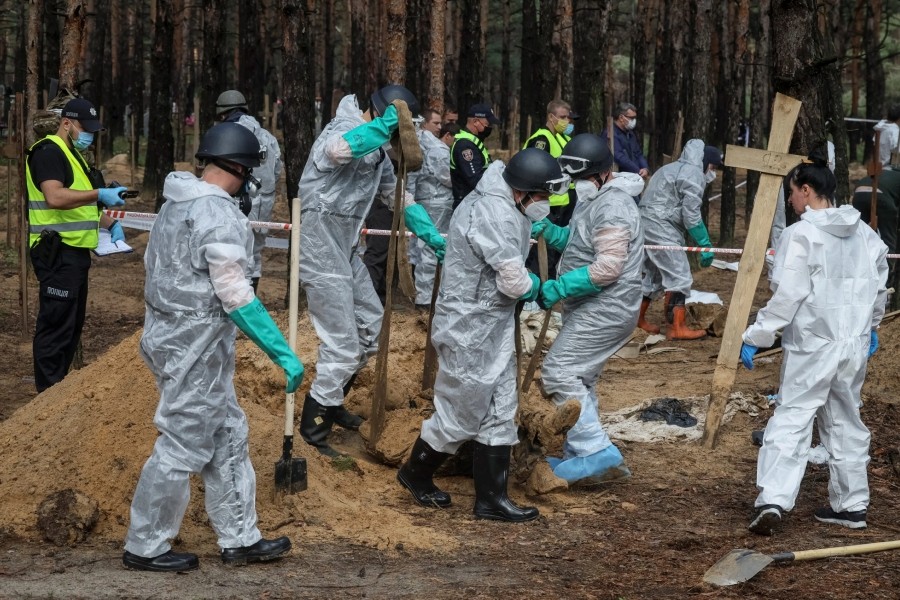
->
626, 118, 637, 130
523, 196, 551, 222
705, 170, 717, 184
575, 179, 599, 200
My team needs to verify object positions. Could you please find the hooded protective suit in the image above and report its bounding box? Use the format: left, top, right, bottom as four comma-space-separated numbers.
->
233, 113, 282, 280
298, 95, 396, 406
640, 139, 707, 297
408, 129, 453, 305
125, 172, 262, 558
744, 205, 888, 514
542, 173, 645, 458
419, 161, 535, 453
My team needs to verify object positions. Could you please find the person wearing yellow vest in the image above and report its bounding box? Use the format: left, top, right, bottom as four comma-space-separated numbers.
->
524, 99, 576, 219
450, 103, 499, 208
26, 98, 126, 392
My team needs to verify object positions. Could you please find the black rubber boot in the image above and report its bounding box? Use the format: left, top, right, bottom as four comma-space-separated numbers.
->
334, 374, 365, 430
299, 393, 339, 457
122, 549, 199, 572
472, 442, 539, 522
221, 536, 292, 566
397, 437, 453, 508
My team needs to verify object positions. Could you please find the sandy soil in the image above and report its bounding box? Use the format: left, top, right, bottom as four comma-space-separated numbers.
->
0, 166, 898, 599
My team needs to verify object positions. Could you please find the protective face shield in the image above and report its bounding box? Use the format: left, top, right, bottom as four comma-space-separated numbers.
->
705, 169, 717, 184
522, 194, 551, 222
626, 118, 637, 130
559, 155, 591, 176
563, 123, 575, 136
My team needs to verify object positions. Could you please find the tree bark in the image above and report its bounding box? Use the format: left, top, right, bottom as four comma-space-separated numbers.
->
59, 0, 87, 91
863, 0, 884, 165
457, 0, 485, 111
280, 0, 315, 204
26, 0, 43, 145
143, 0, 175, 204
44, 0, 58, 93
572, 0, 611, 135
385, 0, 405, 84
349, 0, 367, 98
200, 0, 227, 132
427, 0, 446, 112
239, 0, 264, 115
746, 0, 771, 222
686, 0, 712, 143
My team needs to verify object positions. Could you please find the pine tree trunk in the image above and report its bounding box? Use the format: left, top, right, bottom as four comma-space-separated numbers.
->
126, 1, 144, 177
498, 0, 510, 147
457, 0, 485, 111
44, 0, 58, 95
863, 0, 884, 164
427, 0, 446, 112
26, 0, 43, 146
572, 0, 611, 135
349, 0, 367, 98
82, 0, 108, 106
239, 0, 263, 114
200, 0, 227, 132
385, 0, 405, 84
558, 0, 573, 102
143, 0, 174, 205
746, 0, 771, 222
686, 0, 712, 143
60, 0, 87, 91
280, 0, 315, 204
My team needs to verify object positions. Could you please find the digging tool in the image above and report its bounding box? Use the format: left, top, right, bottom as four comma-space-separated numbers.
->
274, 197, 307, 494
522, 236, 551, 393
703, 539, 900, 587
368, 100, 423, 451
420, 263, 442, 392
869, 130, 883, 231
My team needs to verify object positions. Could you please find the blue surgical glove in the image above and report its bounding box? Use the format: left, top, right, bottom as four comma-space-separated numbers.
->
687, 222, 714, 267
530, 218, 569, 252
404, 203, 446, 259
519, 273, 541, 303
538, 265, 602, 309
109, 221, 125, 243
98, 186, 127, 208
869, 330, 879, 358
229, 298, 305, 392
740, 342, 758, 370
342, 104, 399, 158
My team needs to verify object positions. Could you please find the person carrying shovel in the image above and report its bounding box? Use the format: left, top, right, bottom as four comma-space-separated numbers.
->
528, 133, 645, 486
741, 146, 888, 536
397, 148, 569, 522
123, 123, 304, 572
297, 85, 420, 457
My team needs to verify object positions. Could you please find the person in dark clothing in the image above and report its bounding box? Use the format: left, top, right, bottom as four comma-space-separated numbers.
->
363, 198, 393, 306
852, 168, 900, 276
599, 102, 650, 179
450, 103, 500, 208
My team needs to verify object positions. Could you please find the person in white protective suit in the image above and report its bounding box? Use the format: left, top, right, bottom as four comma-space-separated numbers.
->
637, 139, 723, 340
405, 118, 455, 307
215, 90, 283, 293
123, 123, 304, 572
742, 148, 888, 536
397, 148, 570, 522
528, 134, 645, 485
298, 85, 419, 457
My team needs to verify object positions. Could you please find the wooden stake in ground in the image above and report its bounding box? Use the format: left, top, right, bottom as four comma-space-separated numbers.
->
868, 130, 882, 230
701, 93, 804, 449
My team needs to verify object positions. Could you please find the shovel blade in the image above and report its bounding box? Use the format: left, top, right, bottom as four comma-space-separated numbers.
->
703, 548, 774, 587
274, 456, 308, 494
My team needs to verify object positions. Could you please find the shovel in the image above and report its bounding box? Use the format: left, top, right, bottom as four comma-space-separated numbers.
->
521, 235, 551, 393
420, 263, 442, 392
703, 539, 900, 587
275, 197, 307, 494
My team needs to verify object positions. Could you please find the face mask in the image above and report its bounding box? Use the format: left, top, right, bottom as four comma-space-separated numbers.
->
234, 175, 259, 216
563, 123, 575, 136
554, 118, 569, 135
522, 195, 551, 222
71, 130, 94, 151
575, 179, 599, 200
478, 126, 493, 141
626, 118, 637, 130
705, 170, 717, 184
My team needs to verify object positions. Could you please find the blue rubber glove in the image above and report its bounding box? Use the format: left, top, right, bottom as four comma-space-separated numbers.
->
869, 330, 879, 358
342, 104, 399, 158
687, 222, 714, 267
404, 203, 446, 260
530, 218, 569, 252
229, 298, 304, 392
519, 273, 541, 302
109, 221, 125, 243
98, 186, 127, 208
538, 265, 602, 309
740, 342, 758, 370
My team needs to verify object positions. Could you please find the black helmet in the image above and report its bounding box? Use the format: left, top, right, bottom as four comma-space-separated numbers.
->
703, 145, 724, 171
370, 84, 420, 118
215, 90, 248, 117
195, 122, 262, 168
503, 148, 570, 195
558, 133, 613, 178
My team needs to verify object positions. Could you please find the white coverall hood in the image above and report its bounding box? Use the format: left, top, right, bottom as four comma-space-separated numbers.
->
800, 204, 860, 238
606, 171, 646, 198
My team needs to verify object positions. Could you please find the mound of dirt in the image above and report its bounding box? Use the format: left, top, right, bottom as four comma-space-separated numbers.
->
0, 311, 456, 553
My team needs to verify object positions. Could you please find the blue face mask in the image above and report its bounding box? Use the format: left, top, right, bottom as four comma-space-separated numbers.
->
563, 123, 575, 136
71, 130, 94, 151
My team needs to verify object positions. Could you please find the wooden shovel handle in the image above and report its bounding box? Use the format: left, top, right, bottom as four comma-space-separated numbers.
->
521, 236, 550, 393
778, 539, 900, 563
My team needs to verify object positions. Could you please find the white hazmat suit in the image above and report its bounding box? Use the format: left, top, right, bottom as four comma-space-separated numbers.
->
125, 172, 262, 558
298, 95, 396, 406
419, 162, 533, 453
744, 205, 888, 514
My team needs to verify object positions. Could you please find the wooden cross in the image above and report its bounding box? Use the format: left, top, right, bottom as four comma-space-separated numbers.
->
701, 93, 804, 448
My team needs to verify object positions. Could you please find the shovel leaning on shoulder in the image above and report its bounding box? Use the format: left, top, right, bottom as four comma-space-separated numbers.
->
703, 539, 900, 587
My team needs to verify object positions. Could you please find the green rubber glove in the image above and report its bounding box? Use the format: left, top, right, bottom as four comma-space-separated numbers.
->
538, 265, 602, 309
229, 298, 304, 393
342, 104, 399, 158
519, 273, 541, 302
687, 222, 715, 268
530, 218, 569, 252
404, 203, 446, 261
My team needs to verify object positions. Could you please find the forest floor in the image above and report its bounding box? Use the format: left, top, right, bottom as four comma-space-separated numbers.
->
0, 162, 898, 599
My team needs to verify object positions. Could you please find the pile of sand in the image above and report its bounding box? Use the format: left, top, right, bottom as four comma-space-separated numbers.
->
0, 311, 455, 552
